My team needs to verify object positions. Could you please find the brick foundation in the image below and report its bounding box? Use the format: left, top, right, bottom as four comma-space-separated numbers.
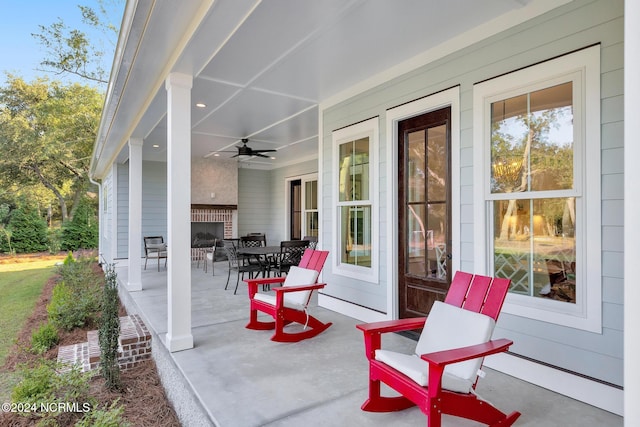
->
57, 314, 151, 373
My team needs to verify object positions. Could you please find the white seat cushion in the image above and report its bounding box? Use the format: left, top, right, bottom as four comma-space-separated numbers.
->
374, 301, 495, 394
253, 266, 319, 309
375, 350, 473, 393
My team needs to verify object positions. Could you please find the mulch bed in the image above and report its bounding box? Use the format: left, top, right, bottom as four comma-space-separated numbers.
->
0, 256, 180, 426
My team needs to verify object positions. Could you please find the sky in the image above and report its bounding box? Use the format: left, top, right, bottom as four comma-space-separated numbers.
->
0, 0, 123, 86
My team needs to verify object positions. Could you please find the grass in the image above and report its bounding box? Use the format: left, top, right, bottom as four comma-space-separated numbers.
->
0, 256, 64, 367
0, 257, 65, 402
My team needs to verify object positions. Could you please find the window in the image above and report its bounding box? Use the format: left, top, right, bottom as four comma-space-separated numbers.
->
304, 179, 318, 238
473, 46, 601, 332
286, 174, 318, 240
333, 117, 378, 282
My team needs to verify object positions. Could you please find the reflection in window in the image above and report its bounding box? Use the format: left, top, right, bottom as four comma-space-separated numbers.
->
341, 206, 371, 267
491, 82, 574, 194
490, 82, 576, 303
493, 198, 576, 303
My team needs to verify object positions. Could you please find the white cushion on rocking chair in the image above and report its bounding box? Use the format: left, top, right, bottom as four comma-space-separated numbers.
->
253, 266, 319, 309
375, 301, 495, 394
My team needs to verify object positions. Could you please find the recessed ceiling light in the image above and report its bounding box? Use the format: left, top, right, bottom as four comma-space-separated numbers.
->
196, 103, 206, 108
213, 153, 220, 157
152, 144, 160, 148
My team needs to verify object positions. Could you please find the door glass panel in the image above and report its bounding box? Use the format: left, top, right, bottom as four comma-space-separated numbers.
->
428, 125, 447, 201
427, 202, 447, 279
405, 126, 448, 282
407, 203, 427, 276
408, 130, 426, 202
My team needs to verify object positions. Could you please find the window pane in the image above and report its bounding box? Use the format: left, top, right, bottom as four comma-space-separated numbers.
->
493, 198, 576, 303
340, 205, 371, 267
305, 212, 318, 237
490, 82, 573, 194
305, 180, 317, 210
339, 137, 369, 201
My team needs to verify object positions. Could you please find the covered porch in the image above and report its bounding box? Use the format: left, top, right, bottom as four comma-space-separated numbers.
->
113, 261, 622, 427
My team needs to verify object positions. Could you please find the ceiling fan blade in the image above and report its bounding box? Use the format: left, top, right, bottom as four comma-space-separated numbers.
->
253, 149, 276, 153
254, 153, 271, 158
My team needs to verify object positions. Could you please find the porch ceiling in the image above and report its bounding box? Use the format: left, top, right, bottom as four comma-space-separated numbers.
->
91, 0, 566, 177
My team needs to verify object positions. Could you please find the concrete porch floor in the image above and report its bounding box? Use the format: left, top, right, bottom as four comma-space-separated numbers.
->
114, 260, 623, 427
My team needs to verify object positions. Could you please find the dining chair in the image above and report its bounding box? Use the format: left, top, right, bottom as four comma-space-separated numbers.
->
223, 240, 262, 294
203, 239, 218, 276
303, 235, 318, 249
240, 234, 266, 247
143, 236, 167, 271
240, 234, 267, 270
276, 240, 310, 276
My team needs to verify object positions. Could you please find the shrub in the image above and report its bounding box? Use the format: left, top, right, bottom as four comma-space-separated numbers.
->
99, 264, 121, 391
2, 206, 48, 253
75, 399, 130, 427
31, 322, 59, 354
47, 255, 102, 331
60, 199, 98, 251
11, 360, 95, 424
48, 281, 100, 331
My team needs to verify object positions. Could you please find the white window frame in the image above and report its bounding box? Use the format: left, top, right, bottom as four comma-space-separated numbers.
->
332, 117, 379, 283
473, 45, 602, 333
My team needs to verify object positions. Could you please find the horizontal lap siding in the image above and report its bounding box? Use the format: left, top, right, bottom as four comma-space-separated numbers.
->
116, 161, 168, 258
321, 0, 623, 385
238, 169, 272, 240
238, 160, 317, 245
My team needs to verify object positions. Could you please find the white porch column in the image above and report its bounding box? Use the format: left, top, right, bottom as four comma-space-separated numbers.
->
127, 138, 143, 291
165, 72, 194, 352
624, 1, 639, 425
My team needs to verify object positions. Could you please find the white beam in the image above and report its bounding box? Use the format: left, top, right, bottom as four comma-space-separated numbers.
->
127, 138, 143, 291
165, 72, 194, 352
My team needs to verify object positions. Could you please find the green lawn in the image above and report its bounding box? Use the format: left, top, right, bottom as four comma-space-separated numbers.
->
0, 257, 64, 367
0, 260, 62, 401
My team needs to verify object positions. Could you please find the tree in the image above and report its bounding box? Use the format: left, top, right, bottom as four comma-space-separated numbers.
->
32, 1, 122, 85
0, 75, 102, 222
2, 206, 48, 253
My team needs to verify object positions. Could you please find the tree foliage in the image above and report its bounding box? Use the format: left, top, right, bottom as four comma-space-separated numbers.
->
1, 206, 48, 253
61, 197, 98, 250
0, 75, 102, 222
31, 1, 122, 85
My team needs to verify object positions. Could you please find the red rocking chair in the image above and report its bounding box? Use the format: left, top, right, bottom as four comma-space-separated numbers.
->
356, 271, 521, 427
244, 249, 330, 342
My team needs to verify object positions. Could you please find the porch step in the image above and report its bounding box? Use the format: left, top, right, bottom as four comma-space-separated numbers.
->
57, 315, 152, 373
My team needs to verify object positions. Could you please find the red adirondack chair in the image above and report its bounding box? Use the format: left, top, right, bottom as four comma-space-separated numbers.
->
244, 249, 330, 342
356, 271, 521, 427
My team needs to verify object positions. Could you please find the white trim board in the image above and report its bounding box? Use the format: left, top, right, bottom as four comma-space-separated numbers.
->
484, 353, 623, 416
